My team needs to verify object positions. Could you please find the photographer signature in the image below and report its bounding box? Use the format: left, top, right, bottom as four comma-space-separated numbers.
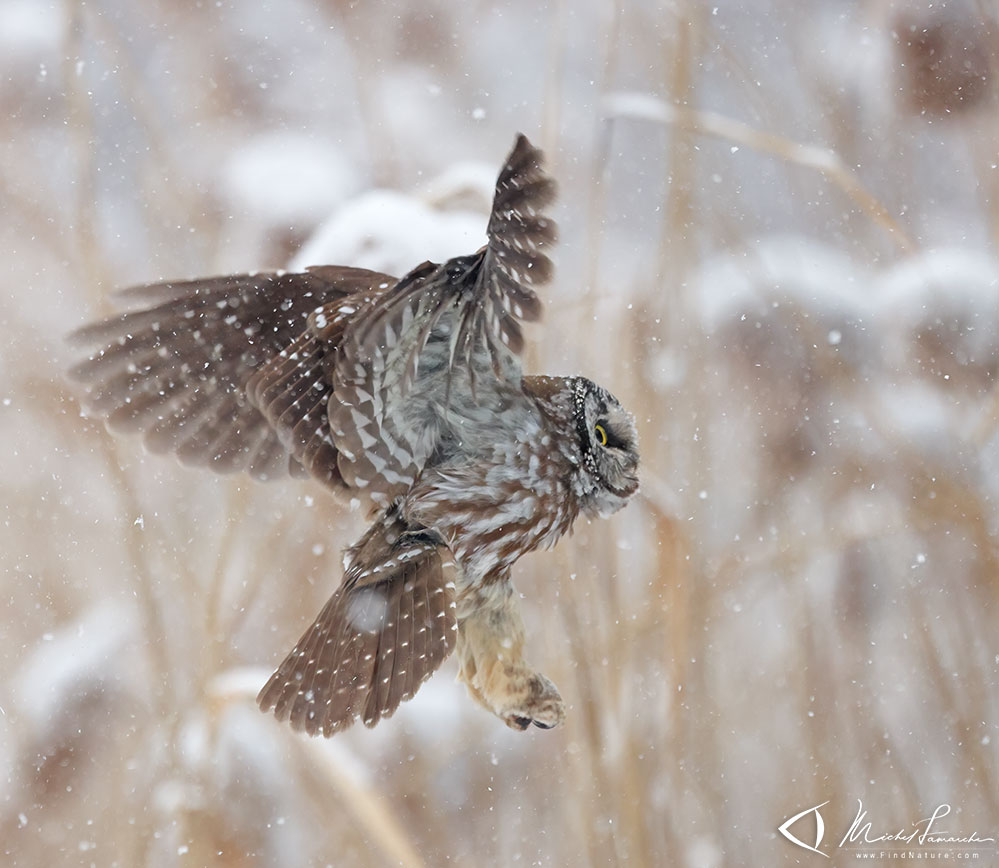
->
840, 801, 996, 848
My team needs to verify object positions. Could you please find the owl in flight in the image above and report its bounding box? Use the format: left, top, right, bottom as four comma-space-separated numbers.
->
70, 135, 640, 735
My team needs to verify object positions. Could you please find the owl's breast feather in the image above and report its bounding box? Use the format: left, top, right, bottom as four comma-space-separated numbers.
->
402, 441, 579, 589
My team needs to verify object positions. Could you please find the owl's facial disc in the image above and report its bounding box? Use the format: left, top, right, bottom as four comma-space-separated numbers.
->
573, 378, 640, 517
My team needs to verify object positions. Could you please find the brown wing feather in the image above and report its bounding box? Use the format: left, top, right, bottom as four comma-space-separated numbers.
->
326, 134, 557, 507
256, 515, 458, 737
68, 266, 394, 485
324, 263, 445, 504
245, 330, 345, 489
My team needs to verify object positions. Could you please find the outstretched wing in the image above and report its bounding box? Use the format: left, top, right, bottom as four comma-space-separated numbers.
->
257, 513, 458, 736
326, 134, 558, 505
68, 266, 394, 487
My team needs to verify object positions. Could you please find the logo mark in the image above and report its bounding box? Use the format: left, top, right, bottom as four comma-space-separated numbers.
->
779, 801, 829, 857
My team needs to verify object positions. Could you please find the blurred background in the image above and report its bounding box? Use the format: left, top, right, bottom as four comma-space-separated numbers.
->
2, 0, 997, 865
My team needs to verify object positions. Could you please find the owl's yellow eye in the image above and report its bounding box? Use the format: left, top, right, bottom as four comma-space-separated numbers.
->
594, 423, 608, 447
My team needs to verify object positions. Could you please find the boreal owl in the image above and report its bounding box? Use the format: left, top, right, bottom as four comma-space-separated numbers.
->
69, 134, 640, 735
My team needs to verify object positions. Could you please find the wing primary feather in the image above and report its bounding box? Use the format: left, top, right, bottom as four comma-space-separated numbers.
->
68, 267, 396, 486
246, 430, 290, 480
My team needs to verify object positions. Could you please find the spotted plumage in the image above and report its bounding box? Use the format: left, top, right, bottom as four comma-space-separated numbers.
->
68, 134, 640, 735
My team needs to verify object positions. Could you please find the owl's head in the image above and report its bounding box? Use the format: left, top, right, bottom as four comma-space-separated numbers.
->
572, 378, 639, 517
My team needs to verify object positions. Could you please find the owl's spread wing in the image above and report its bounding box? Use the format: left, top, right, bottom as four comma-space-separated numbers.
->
257, 513, 458, 736
68, 266, 394, 486
326, 134, 557, 504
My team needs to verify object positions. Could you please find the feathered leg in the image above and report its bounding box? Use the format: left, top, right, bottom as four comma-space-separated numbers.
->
454, 578, 565, 731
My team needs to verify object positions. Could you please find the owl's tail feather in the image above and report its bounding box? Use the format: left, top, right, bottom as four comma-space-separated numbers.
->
257, 526, 458, 737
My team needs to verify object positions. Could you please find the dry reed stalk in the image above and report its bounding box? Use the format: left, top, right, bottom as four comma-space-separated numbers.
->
540, 0, 567, 166
300, 739, 427, 868
329, 3, 397, 188
603, 91, 917, 254
76, 1, 204, 239
64, 5, 178, 713
581, 0, 625, 302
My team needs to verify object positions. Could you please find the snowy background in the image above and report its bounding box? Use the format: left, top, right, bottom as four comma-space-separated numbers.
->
2, 0, 998, 865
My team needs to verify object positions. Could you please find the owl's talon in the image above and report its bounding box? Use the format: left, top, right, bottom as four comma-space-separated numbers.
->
494, 671, 566, 731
